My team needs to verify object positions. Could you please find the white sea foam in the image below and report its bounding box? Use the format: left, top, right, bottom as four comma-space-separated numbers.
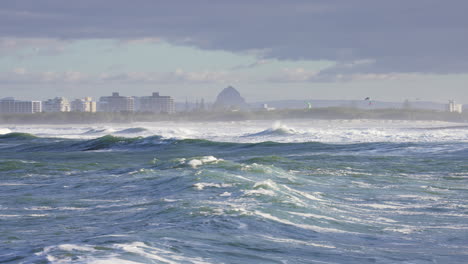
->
36, 244, 137, 264
162, 198, 179, 202
25, 206, 87, 211
114, 242, 212, 264
282, 185, 324, 201
187, 156, 222, 168
113, 242, 178, 264
25, 206, 53, 210
383, 226, 419, 234
0, 128, 12, 135
254, 211, 353, 234
127, 168, 154, 175
35, 242, 213, 264
88, 258, 141, 264
253, 179, 280, 190
260, 235, 336, 249
193, 182, 232, 190
243, 189, 277, 196
245, 121, 299, 137
288, 211, 339, 222
359, 203, 403, 210
58, 244, 97, 252
36, 243, 97, 258
243, 179, 280, 196
0, 214, 21, 218
0, 183, 34, 186
5, 119, 468, 143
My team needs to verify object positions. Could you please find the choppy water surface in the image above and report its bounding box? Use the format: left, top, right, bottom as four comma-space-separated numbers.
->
1, 120, 467, 263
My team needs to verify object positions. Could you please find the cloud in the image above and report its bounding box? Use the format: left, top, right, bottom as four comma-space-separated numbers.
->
0, 68, 240, 84
1, 66, 416, 86
1, 0, 467, 74
267, 62, 420, 83
0, 37, 72, 57
267, 68, 319, 82
115, 37, 162, 46
0, 68, 90, 83
99, 69, 239, 83
230, 59, 272, 70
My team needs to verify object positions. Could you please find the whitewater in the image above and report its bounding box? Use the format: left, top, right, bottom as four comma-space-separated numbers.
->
1, 120, 467, 263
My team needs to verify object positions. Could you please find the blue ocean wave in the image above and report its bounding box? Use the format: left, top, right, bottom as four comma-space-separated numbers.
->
1, 130, 467, 263
1, 132, 465, 157
114, 127, 149, 134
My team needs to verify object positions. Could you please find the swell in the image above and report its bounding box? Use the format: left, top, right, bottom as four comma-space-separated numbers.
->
243, 126, 299, 137
81, 128, 114, 135
0, 132, 434, 155
114, 127, 148, 134
0, 132, 37, 140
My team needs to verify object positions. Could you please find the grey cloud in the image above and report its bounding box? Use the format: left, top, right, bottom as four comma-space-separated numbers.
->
1, 0, 467, 73
230, 59, 272, 71
0, 37, 71, 57
0, 69, 239, 84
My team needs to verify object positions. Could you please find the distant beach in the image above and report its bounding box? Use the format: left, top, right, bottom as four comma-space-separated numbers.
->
0, 107, 467, 124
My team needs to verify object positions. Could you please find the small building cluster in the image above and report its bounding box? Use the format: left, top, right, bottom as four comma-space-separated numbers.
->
43, 97, 71, 113
0, 92, 175, 114
138, 92, 175, 114
446, 100, 463, 113
71, 97, 97, 112
98, 93, 134, 113
0, 97, 42, 114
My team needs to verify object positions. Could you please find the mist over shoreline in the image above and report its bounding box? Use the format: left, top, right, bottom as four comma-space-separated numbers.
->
1, 107, 467, 125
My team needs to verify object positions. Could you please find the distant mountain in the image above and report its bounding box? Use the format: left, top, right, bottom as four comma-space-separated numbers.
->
213, 86, 247, 110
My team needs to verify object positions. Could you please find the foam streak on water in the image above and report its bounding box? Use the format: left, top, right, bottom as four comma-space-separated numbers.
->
0, 120, 467, 263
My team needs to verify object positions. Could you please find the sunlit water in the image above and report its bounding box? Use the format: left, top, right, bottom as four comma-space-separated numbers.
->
1, 120, 467, 263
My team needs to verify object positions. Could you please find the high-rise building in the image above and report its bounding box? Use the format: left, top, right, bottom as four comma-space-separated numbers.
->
71, 97, 97, 112
0, 97, 42, 113
137, 92, 175, 114
43, 97, 70, 112
446, 100, 463, 113
98, 92, 134, 112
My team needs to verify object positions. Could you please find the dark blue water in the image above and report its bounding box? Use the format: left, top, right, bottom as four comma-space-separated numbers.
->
1, 133, 467, 263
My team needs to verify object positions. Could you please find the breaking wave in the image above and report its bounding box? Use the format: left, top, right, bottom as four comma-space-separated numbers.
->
0, 132, 37, 140
1, 132, 463, 158
81, 128, 115, 135
245, 122, 299, 137
0, 128, 12, 135
114, 127, 148, 134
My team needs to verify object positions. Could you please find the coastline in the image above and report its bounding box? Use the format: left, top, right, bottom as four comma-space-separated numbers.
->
1, 107, 467, 124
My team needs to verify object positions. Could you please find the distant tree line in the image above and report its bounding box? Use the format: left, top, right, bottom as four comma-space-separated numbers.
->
0, 108, 466, 124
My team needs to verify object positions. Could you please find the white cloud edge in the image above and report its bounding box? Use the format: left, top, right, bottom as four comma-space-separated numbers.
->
1, 66, 420, 85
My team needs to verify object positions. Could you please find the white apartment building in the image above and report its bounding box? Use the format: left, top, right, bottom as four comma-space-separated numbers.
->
98, 92, 134, 112
0, 97, 42, 113
137, 92, 175, 114
71, 97, 97, 112
43, 97, 71, 112
446, 100, 463, 113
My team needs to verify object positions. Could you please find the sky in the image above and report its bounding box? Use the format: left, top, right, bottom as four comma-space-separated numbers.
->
0, 0, 467, 103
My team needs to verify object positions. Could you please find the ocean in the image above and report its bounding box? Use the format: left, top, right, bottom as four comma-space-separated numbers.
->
1, 120, 467, 263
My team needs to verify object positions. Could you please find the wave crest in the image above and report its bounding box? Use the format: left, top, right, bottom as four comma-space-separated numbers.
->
245, 122, 299, 137
115, 127, 148, 134
0, 132, 37, 140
